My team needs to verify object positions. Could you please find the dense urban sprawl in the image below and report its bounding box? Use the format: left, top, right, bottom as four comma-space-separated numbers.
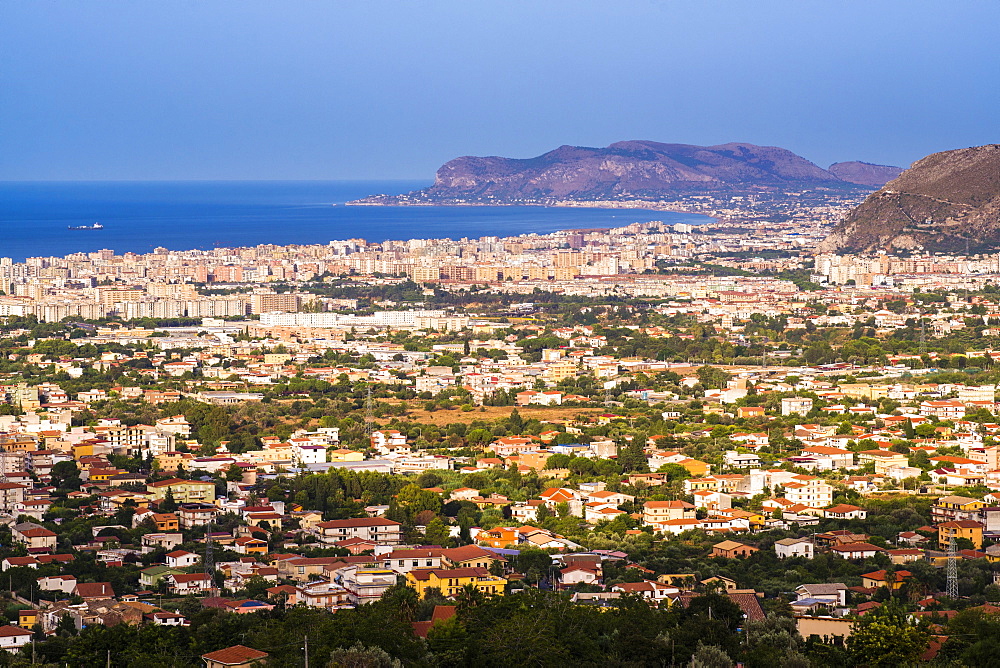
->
5, 195, 1000, 665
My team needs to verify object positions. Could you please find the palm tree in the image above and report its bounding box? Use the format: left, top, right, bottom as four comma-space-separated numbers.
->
455, 583, 486, 612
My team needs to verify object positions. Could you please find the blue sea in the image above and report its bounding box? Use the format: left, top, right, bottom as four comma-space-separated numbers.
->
0, 181, 711, 262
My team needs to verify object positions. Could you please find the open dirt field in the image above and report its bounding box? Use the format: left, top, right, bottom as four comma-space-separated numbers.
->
379, 403, 608, 426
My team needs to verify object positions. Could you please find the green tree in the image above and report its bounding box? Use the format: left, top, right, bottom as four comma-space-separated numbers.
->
51, 460, 82, 490
160, 488, 177, 512
327, 642, 403, 668
618, 441, 649, 473
696, 366, 731, 390
689, 642, 733, 668
847, 603, 929, 667
425, 616, 469, 666
424, 517, 451, 547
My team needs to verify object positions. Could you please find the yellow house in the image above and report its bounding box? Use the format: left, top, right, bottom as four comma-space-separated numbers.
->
104, 490, 153, 509
932, 496, 985, 522
509, 451, 550, 471
857, 449, 908, 475
89, 468, 124, 483
718, 508, 765, 529
938, 520, 984, 549
682, 476, 719, 493
657, 573, 698, 588
290, 510, 323, 530
861, 569, 909, 590
543, 360, 578, 383
146, 478, 217, 504
329, 449, 365, 462
643, 500, 696, 525
155, 451, 194, 472
838, 384, 891, 400
18, 610, 39, 628
676, 458, 711, 477
72, 442, 99, 460
405, 567, 506, 599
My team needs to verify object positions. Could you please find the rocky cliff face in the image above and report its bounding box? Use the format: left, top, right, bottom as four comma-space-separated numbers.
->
819, 145, 1000, 254
828, 161, 903, 187
365, 141, 875, 203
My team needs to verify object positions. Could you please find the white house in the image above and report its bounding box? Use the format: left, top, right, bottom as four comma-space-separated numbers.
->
724, 451, 761, 468
613, 581, 678, 602
781, 397, 813, 416
36, 574, 77, 594
371, 430, 408, 454
167, 572, 213, 594
824, 504, 868, 520
783, 476, 834, 507
165, 550, 200, 569
794, 583, 847, 607
830, 542, 883, 560
560, 565, 601, 587
0, 626, 31, 653
774, 537, 815, 559
919, 400, 965, 420
799, 446, 855, 470
292, 443, 328, 465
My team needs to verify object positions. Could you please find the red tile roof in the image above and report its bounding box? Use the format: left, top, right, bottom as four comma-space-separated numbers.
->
201, 645, 269, 665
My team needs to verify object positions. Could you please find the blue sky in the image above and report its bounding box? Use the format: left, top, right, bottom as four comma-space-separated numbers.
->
1, 1, 997, 180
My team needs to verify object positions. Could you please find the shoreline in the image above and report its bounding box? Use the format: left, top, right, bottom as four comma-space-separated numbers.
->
346, 197, 723, 224
2, 181, 713, 263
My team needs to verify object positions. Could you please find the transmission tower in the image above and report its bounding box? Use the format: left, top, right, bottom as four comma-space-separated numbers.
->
947, 536, 959, 599
204, 523, 215, 594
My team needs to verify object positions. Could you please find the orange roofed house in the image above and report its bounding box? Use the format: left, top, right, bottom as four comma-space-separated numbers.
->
202, 645, 268, 668
711, 540, 759, 559
477, 526, 519, 549
643, 500, 695, 526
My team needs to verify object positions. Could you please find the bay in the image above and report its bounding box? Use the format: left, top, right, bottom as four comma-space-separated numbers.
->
0, 181, 711, 262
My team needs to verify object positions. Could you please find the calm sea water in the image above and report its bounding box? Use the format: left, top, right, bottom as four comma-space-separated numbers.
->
0, 181, 710, 262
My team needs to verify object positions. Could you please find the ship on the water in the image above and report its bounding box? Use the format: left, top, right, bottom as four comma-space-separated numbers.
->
68, 223, 104, 230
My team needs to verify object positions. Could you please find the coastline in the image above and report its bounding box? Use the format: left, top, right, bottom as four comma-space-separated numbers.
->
2, 181, 713, 262
346, 197, 723, 226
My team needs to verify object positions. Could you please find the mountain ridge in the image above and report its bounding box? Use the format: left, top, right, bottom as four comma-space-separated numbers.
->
828, 161, 905, 187
355, 141, 901, 203
818, 144, 1000, 254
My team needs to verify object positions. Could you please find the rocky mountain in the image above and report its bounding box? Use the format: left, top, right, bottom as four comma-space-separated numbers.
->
828, 161, 903, 187
359, 141, 881, 203
818, 144, 1000, 254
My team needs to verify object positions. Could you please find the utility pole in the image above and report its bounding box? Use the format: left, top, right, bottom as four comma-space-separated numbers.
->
304, 635, 309, 668
364, 385, 375, 443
